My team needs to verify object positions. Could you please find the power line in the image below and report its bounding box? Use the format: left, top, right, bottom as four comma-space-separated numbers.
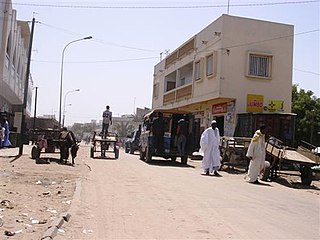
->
31, 56, 158, 64
8, 0, 320, 9
222, 29, 319, 50
39, 22, 161, 52
294, 68, 320, 75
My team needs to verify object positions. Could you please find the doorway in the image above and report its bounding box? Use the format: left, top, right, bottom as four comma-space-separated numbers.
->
215, 116, 224, 136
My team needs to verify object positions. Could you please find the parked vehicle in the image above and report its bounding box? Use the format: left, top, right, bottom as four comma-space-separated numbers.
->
125, 128, 141, 154
139, 109, 195, 164
124, 136, 132, 153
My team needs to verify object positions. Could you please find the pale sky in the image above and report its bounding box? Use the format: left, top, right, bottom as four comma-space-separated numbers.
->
12, 0, 320, 126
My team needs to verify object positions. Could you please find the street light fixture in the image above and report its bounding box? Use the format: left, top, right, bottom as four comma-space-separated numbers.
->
62, 89, 80, 127
58, 36, 92, 128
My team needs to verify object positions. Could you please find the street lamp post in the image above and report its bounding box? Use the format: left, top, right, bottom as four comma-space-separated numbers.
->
58, 36, 92, 128
62, 89, 80, 127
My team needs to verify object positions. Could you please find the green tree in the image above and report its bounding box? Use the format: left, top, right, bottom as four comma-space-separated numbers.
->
292, 84, 320, 146
113, 122, 135, 138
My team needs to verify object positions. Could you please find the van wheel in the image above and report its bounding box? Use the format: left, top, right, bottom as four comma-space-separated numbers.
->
181, 156, 188, 165
301, 166, 312, 185
31, 146, 40, 159
146, 147, 152, 163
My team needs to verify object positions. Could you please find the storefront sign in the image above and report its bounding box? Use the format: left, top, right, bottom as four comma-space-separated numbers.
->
212, 103, 227, 114
267, 100, 284, 112
247, 94, 263, 112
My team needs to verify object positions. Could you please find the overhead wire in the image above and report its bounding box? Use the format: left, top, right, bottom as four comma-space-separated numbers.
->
39, 22, 161, 52
8, 0, 320, 9
294, 68, 320, 75
31, 56, 159, 63
221, 29, 319, 50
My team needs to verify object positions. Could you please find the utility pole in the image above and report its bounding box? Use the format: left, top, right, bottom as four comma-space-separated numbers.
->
32, 86, 38, 130
19, 18, 35, 155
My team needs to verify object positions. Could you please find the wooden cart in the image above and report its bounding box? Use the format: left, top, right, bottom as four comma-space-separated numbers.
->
90, 132, 119, 159
30, 129, 65, 159
220, 136, 252, 170
266, 137, 318, 185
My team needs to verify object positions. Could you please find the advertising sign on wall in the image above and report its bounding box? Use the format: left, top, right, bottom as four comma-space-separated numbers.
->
224, 101, 236, 136
247, 94, 264, 113
267, 100, 284, 112
212, 103, 227, 114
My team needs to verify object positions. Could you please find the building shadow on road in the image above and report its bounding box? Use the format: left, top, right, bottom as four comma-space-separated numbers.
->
144, 159, 195, 168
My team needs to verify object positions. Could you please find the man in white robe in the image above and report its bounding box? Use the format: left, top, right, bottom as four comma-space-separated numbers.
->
200, 120, 221, 176
246, 125, 270, 184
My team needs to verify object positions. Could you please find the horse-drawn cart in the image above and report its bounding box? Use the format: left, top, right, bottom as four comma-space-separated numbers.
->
30, 128, 78, 164
30, 129, 62, 159
90, 132, 119, 159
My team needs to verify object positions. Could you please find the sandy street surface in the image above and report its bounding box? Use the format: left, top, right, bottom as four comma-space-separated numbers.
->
54, 145, 319, 240
1, 144, 319, 240
0, 145, 89, 240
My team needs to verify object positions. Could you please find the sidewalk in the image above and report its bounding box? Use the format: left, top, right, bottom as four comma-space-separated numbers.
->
0, 145, 89, 240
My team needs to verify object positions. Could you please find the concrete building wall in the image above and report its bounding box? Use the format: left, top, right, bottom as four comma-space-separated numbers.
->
219, 15, 293, 113
0, 0, 32, 116
152, 14, 293, 134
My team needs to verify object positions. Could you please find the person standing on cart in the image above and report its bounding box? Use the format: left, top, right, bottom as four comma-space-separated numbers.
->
102, 105, 112, 137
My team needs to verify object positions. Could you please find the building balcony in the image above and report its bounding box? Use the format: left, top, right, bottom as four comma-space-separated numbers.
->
163, 83, 193, 105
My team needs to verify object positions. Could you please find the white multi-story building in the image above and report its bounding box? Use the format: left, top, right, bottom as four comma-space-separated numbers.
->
0, 0, 32, 124
152, 14, 294, 137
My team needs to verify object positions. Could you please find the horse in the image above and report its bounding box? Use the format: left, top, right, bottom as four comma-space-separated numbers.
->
59, 129, 79, 165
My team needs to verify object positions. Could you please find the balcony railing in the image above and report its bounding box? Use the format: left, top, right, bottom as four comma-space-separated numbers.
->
163, 84, 192, 105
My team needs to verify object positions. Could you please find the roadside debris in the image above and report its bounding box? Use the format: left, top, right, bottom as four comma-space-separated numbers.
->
0, 200, 14, 209
4, 230, 15, 236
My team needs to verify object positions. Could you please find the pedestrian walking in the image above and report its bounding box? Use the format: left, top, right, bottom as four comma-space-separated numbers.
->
200, 120, 221, 176
176, 118, 188, 155
246, 125, 270, 184
1, 117, 12, 147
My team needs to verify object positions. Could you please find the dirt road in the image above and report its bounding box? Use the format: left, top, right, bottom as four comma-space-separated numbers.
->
56, 146, 320, 240
0, 145, 89, 240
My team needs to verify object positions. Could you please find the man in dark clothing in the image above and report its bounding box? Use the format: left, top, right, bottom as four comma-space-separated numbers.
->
102, 105, 112, 137
59, 127, 78, 165
176, 118, 188, 154
152, 112, 165, 153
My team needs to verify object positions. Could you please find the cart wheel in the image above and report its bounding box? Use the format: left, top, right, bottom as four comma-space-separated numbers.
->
301, 166, 312, 185
90, 146, 94, 158
146, 146, 152, 163
115, 148, 119, 159
139, 148, 146, 160
31, 146, 40, 159
125, 147, 129, 153
171, 156, 176, 162
181, 156, 188, 165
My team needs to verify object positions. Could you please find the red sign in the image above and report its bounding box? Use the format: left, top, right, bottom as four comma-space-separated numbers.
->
212, 103, 227, 114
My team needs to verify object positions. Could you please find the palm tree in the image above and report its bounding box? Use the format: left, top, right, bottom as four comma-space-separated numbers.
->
113, 122, 135, 138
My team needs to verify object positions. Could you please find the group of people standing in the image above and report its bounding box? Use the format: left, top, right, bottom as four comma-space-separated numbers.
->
200, 120, 270, 184
0, 116, 11, 148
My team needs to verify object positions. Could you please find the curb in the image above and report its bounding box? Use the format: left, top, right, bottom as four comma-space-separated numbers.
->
41, 213, 71, 240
